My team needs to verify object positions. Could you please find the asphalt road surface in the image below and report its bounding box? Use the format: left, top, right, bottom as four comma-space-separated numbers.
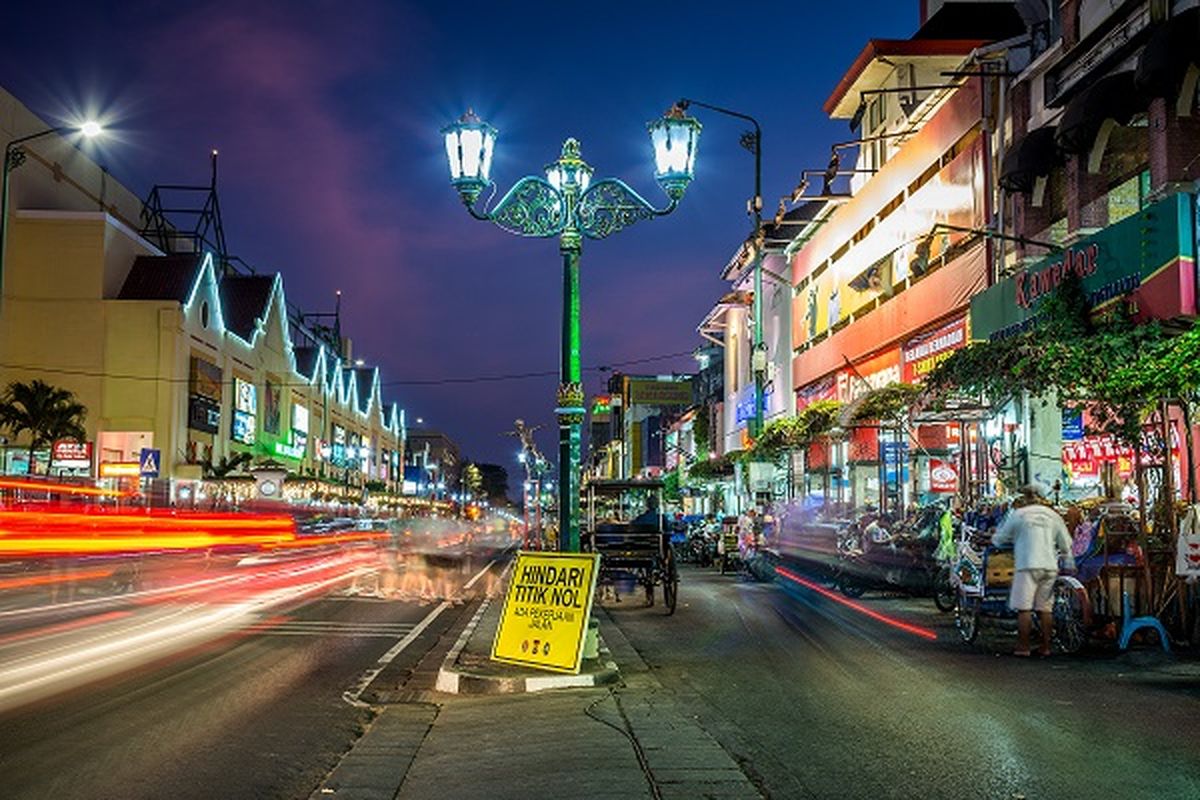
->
0, 551, 500, 800
604, 563, 1200, 800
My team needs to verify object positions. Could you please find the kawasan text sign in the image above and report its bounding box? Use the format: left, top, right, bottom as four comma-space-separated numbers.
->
492, 551, 599, 674
970, 192, 1197, 340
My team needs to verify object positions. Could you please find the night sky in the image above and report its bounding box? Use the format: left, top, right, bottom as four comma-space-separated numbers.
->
1, 1, 913, 470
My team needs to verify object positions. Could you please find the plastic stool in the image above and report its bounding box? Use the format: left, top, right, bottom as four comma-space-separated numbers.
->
1118, 591, 1171, 653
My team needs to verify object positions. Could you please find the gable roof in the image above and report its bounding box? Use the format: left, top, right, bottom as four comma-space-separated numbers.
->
117, 254, 203, 301
219, 274, 277, 342
293, 346, 321, 380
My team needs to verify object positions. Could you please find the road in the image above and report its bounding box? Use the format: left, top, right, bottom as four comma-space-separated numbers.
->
0, 549, 504, 800
604, 562, 1200, 800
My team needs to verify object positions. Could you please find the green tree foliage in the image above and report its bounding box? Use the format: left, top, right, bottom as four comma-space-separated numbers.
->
846, 383, 923, 423
923, 271, 1175, 446
748, 399, 844, 460
203, 451, 253, 479
688, 451, 738, 482
0, 380, 88, 474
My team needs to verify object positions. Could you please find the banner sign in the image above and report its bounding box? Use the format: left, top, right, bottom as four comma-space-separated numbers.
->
970, 193, 1197, 341
628, 379, 693, 407
492, 551, 600, 674
51, 440, 92, 469
1062, 409, 1084, 441
901, 316, 967, 383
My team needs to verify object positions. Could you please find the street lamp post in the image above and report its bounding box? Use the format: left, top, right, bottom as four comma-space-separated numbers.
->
673, 99, 766, 439
1, 122, 103, 303
442, 108, 700, 552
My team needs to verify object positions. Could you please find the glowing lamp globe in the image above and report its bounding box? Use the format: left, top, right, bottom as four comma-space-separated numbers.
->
648, 106, 701, 200
441, 109, 497, 205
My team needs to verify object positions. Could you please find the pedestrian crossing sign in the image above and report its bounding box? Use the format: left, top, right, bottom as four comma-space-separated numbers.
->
139, 448, 160, 478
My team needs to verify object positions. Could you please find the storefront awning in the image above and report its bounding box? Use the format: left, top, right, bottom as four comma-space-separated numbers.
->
1135, 8, 1200, 101
1055, 71, 1146, 155
999, 126, 1058, 193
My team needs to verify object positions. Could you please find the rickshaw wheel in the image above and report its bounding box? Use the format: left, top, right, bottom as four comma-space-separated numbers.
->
956, 601, 980, 644
663, 551, 679, 615
933, 566, 957, 613
1052, 582, 1087, 654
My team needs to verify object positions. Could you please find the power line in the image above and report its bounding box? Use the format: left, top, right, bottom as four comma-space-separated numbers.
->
0, 350, 698, 390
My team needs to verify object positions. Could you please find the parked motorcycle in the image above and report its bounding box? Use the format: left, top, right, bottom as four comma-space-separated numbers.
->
835, 505, 957, 611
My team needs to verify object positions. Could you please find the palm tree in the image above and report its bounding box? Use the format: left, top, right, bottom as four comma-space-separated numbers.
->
0, 380, 88, 475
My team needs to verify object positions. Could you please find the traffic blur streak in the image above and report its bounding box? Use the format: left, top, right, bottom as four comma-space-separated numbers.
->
0, 501, 522, 713
776, 565, 939, 641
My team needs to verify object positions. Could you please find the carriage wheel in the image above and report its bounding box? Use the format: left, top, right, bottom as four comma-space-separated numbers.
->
663, 549, 678, 615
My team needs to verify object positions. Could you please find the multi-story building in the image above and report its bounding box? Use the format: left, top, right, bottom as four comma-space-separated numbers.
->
980, 0, 1200, 500
403, 428, 461, 499
595, 371, 694, 479
0, 86, 404, 502
785, 3, 1029, 509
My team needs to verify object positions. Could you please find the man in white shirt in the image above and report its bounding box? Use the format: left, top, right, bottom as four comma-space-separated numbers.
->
992, 486, 1074, 656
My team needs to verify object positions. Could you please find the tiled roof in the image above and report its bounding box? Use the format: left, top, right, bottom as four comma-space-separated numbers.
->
117, 254, 203, 301
219, 275, 276, 342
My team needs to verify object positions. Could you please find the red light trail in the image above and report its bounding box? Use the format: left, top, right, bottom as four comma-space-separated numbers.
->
775, 566, 939, 641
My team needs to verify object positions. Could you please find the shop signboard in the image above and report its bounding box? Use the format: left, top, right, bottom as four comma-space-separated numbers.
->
795, 375, 836, 410
930, 460, 958, 493
492, 551, 600, 674
1062, 409, 1084, 441
189, 356, 222, 401
188, 396, 220, 434
970, 192, 1198, 341
836, 348, 900, 404
51, 440, 92, 471
628, 378, 693, 407
882, 440, 909, 484
901, 316, 967, 383
99, 462, 140, 478
188, 357, 222, 433
232, 378, 257, 445
291, 403, 309, 451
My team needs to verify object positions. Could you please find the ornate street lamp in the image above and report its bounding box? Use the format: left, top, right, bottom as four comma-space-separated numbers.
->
674, 98, 766, 438
441, 107, 700, 552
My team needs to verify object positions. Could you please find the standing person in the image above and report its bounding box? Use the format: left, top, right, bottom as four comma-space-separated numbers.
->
992, 486, 1075, 657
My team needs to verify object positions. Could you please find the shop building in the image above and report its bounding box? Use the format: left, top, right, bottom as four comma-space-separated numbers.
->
985, 0, 1200, 501
788, 6, 1028, 508
0, 86, 405, 501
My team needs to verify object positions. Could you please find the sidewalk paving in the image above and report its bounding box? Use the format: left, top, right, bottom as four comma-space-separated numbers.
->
311, 593, 763, 800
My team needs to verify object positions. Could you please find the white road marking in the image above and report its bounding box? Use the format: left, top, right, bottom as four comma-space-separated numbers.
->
342, 556, 502, 707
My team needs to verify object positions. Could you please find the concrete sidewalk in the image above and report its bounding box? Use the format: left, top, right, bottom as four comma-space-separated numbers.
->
311, 607, 762, 800
434, 594, 620, 694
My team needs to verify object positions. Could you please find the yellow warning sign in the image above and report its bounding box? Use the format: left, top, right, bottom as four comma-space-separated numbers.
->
491, 550, 599, 674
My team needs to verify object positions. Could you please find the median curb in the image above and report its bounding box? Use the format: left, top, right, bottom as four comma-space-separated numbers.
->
434, 597, 620, 695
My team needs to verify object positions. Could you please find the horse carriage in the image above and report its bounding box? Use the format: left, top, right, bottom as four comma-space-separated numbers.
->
581, 479, 679, 614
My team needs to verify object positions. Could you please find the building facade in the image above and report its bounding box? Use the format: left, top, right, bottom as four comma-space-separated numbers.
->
0, 86, 405, 503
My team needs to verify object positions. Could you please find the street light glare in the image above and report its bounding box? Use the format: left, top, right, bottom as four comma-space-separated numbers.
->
80, 121, 103, 138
